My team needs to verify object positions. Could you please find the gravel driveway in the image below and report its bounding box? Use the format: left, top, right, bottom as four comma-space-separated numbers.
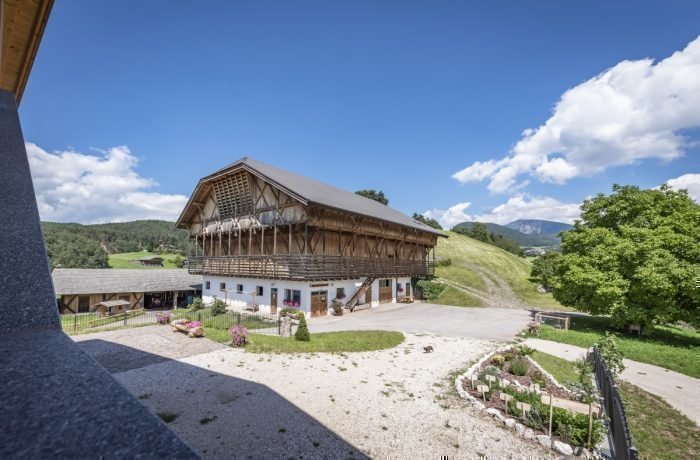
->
309, 302, 534, 342
73, 323, 549, 459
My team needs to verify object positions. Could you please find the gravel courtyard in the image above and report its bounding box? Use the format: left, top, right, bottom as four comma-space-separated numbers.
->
76, 326, 550, 459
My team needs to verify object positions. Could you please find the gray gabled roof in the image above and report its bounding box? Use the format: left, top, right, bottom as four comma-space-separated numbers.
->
52, 269, 202, 295
177, 157, 445, 236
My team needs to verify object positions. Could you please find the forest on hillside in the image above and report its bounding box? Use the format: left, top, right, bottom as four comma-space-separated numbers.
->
42, 220, 189, 269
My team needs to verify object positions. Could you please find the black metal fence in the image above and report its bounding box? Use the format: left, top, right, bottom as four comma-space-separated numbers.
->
591, 347, 638, 460
60, 308, 282, 336
179, 309, 281, 335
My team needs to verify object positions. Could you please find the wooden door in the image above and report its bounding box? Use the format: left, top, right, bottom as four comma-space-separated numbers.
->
270, 288, 278, 314
405, 282, 411, 297
365, 285, 372, 305
319, 290, 328, 316
310, 290, 328, 317
78, 296, 90, 313
379, 279, 392, 303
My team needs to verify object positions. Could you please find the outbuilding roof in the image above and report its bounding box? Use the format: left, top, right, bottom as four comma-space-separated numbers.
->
52, 269, 202, 295
177, 157, 445, 236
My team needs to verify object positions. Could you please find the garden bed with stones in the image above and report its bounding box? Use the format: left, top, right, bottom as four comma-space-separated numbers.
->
454, 345, 603, 458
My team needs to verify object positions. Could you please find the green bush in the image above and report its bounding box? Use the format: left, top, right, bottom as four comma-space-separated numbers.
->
509, 357, 530, 376
597, 332, 625, 378
210, 298, 227, 316
280, 308, 304, 319
416, 279, 447, 301
295, 315, 311, 341
515, 344, 535, 356
503, 386, 604, 447
189, 297, 204, 311
435, 257, 452, 267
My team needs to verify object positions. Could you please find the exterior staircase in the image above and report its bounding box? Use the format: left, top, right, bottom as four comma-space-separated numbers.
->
345, 276, 375, 312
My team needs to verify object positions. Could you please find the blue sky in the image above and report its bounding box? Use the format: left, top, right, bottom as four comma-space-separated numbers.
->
20, 1, 700, 225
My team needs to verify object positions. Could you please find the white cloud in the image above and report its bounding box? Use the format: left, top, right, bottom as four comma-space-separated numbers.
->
475, 194, 581, 225
427, 195, 581, 228
26, 142, 188, 223
665, 173, 700, 202
453, 36, 700, 193
424, 201, 473, 229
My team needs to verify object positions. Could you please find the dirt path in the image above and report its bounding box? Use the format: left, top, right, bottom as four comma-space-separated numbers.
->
523, 338, 700, 425
438, 263, 529, 309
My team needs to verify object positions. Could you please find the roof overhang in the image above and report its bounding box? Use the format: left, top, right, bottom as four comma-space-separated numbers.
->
0, 0, 53, 104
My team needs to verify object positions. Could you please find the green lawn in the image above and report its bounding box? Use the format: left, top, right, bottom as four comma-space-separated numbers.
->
619, 381, 700, 460
530, 349, 699, 459
172, 308, 278, 331
434, 285, 483, 307
108, 251, 183, 269
205, 329, 404, 353
435, 232, 566, 310
534, 315, 700, 378
530, 350, 581, 385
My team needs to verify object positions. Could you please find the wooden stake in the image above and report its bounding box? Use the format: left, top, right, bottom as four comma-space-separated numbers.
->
588, 402, 593, 447
548, 392, 553, 437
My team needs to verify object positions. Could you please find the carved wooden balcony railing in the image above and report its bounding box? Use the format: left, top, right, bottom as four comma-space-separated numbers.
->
187, 255, 434, 280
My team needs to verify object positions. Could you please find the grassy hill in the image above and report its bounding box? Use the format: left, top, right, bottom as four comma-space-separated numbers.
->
108, 251, 184, 269
433, 231, 567, 310
453, 221, 562, 247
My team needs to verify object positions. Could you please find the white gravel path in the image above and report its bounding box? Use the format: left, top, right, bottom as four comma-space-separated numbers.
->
524, 338, 700, 425
115, 334, 552, 459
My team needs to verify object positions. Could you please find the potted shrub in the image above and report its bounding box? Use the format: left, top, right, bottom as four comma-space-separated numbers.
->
332, 299, 344, 316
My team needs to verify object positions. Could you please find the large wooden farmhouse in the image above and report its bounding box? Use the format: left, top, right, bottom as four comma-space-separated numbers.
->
177, 157, 444, 317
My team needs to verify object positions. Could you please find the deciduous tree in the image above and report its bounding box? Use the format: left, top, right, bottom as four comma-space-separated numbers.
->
552, 184, 700, 328
355, 189, 388, 205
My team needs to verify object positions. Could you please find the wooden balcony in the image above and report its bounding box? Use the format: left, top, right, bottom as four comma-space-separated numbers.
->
187, 255, 434, 280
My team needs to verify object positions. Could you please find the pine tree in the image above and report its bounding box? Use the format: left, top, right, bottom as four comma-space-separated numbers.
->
294, 315, 311, 341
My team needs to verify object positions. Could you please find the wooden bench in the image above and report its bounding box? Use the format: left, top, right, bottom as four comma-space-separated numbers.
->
534, 312, 570, 330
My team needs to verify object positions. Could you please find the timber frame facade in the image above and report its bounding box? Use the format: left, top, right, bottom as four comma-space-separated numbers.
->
177, 158, 443, 283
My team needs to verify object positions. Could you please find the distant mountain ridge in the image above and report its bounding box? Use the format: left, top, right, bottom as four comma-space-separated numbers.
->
505, 219, 573, 236
452, 219, 572, 248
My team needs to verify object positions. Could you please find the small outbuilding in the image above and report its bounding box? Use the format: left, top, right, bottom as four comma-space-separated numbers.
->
52, 268, 202, 314
94, 299, 131, 317
139, 256, 164, 267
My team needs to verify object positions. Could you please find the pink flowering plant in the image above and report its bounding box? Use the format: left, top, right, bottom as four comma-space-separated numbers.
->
156, 312, 171, 325
228, 325, 249, 347
186, 321, 201, 329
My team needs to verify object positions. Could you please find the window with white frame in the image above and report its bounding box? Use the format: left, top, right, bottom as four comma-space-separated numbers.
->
205, 281, 211, 290
219, 282, 226, 291
236, 284, 244, 293
256, 286, 263, 296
